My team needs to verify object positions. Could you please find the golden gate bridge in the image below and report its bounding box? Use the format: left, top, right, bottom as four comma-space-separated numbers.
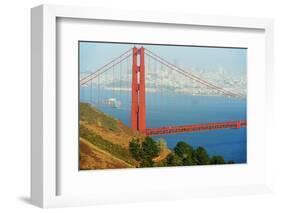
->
80, 47, 246, 136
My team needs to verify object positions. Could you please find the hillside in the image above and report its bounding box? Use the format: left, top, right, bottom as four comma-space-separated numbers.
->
79, 103, 171, 170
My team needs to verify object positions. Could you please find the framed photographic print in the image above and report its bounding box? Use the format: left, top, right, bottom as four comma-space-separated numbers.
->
78, 41, 247, 170
31, 4, 274, 208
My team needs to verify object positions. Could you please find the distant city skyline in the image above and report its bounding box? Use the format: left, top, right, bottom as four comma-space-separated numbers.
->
79, 41, 247, 76
79, 42, 247, 97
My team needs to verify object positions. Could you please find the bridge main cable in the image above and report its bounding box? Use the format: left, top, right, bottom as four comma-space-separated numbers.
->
80, 48, 132, 85
145, 48, 244, 99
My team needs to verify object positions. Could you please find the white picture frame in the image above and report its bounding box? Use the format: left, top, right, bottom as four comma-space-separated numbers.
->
31, 4, 274, 208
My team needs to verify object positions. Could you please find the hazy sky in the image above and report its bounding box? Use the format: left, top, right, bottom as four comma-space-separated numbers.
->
79, 41, 247, 75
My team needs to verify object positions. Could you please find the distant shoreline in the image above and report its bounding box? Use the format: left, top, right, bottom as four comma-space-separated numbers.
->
100, 87, 246, 98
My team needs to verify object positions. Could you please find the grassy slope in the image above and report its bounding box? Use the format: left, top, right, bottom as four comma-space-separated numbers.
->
80, 124, 136, 166
80, 138, 133, 169
80, 102, 120, 132
79, 103, 170, 170
79, 103, 139, 169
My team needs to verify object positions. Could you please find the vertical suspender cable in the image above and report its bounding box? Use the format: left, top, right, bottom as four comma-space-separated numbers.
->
147, 53, 150, 113
98, 73, 100, 106
90, 78, 93, 105
161, 63, 163, 108
120, 59, 122, 106
113, 63, 115, 101
153, 56, 158, 112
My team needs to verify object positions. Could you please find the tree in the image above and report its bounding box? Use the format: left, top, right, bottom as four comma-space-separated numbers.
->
166, 153, 183, 166
140, 158, 154, 167
194, 146, 210, 165
129, 139, 141, 161
210, 155, 225, 164
141, 137, 161, 160
174, 142, 195, 165
129, 137, 161, 167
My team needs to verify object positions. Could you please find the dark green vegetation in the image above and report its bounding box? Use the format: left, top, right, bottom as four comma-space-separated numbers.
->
129, 137, 161, 167
129, 139, 234, 167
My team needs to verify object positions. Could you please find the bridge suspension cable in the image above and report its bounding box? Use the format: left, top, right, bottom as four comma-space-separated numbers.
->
145, 48, 245, 99
80, 48, 132, 85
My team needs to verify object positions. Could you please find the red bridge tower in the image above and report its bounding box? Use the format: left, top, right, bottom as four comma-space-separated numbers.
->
131, 47, 146, 133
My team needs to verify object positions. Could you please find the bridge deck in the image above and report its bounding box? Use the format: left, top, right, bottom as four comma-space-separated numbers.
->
145, 120, 246, 136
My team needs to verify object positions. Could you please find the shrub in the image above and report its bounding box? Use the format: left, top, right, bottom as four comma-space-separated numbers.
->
129, 137, 161, 167
210, 155, 225, 164
194, 146, 210, 165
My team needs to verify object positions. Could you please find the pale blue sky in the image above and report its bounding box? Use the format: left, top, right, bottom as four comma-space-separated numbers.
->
79, 42, 247, 75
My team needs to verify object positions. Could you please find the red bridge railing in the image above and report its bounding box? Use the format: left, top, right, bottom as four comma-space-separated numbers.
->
144, 120, 247, 136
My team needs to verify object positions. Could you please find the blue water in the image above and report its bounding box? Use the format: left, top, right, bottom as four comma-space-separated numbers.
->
80, 87, 247, 163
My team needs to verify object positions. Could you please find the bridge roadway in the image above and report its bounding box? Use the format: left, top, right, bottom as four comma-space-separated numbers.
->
144, 120, 246, 136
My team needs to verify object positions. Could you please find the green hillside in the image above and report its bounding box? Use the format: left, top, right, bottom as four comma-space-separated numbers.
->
79, 102, 230, 170
80, 103, 120, 132
79, 102, 144, 169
